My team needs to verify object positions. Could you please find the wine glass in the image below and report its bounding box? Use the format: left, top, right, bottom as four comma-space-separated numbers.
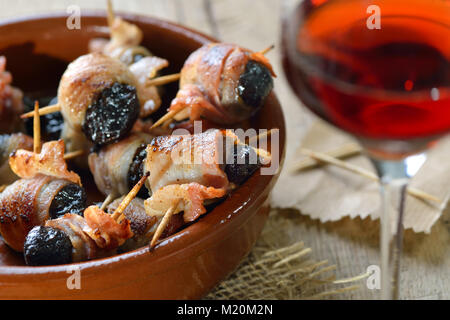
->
281, 0, 450, 299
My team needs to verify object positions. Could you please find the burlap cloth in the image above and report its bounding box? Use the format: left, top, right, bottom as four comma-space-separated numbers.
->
207, 209, 360, 299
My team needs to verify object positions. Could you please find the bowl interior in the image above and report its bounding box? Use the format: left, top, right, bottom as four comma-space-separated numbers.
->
0, 13, 286, 273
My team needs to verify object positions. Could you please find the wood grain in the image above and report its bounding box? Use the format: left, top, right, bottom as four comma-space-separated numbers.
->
0, 0, 448, 300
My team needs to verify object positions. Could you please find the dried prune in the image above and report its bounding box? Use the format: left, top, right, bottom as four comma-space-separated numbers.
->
23, 96, 64, 141
225, 144, 261, 185
237, 60, 273, 111
24, 226, 72, 266
49, 183, 87, 219
127, 144, 149, 198
82, 82, 140, 147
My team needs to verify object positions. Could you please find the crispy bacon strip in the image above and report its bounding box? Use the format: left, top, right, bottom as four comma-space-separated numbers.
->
88, 133, 153, 198
167, 43, 275, 125
106, 196, 184, 252
129, 56, 169, 117
107, 16, 143, 51
58, 53, 137, 130
144, 129, 232, 193
46, 213, 98, 262
83, 205, 134, 250
130, 56, 168, 81
144, 182, 226, 223
0, 175, 53, 252
9, 140, 81, 185
168, 43, 235, 124
170, 84, 225, 123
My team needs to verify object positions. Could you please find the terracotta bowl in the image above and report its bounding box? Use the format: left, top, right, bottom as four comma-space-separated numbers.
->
0, 12, 286, 299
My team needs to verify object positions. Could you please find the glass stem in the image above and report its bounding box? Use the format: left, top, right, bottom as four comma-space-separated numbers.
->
371, 158, 410, 300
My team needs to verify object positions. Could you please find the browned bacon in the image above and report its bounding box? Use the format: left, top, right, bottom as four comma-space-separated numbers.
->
59, 53, 168, 127
143, 129, 234, 194
144, 182, 226, 223
107, 196, 184, 251
88, 132, 153, 198
9, 140, 81, 185
0, 175, 73, 252
89, 15, 144, 65
46, 213, 98, 261
45, 205, 135, 261
59, 53, 138, 131
168, 43, 275, 125
128, 56, 169, 116
83, 205, 134, 250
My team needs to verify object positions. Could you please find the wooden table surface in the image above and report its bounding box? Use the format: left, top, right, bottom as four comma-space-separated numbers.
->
0, 0, 448, 300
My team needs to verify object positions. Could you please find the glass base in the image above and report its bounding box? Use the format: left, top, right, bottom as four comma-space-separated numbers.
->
370, 153, 426, 300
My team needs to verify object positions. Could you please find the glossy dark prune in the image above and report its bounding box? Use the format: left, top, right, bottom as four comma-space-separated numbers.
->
127, 144, 149, 198
43, 97, 64, 140
225, 144, 261, 185
82, 82, 140, 147
23, 96, 64, 141
49, 183, 87, 219
23, 226, 73, 266
237, 60, 273, 110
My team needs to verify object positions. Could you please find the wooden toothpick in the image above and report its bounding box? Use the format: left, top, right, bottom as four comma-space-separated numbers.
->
21, 104, 61, 119
149, 200, 180, 250
63, 149, 85, 161
260, 44, 275, 55
107, 0, 115, 29
146, 73, 180, 87
111, 172, 150, 222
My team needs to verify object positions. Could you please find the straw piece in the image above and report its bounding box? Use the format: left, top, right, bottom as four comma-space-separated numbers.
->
272, 248, 312, 268
333, 271, 371, 284
291, 143, 362, 172
262, 241, 304, 258
304, 285, 360, 300
298, 148, 441, 203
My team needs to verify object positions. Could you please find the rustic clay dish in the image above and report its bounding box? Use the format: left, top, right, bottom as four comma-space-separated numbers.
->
0, 12, 286, 299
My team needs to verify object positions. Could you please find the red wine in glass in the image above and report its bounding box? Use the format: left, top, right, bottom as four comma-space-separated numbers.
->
282, 0, 450, 158
281, 0, 450, 299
